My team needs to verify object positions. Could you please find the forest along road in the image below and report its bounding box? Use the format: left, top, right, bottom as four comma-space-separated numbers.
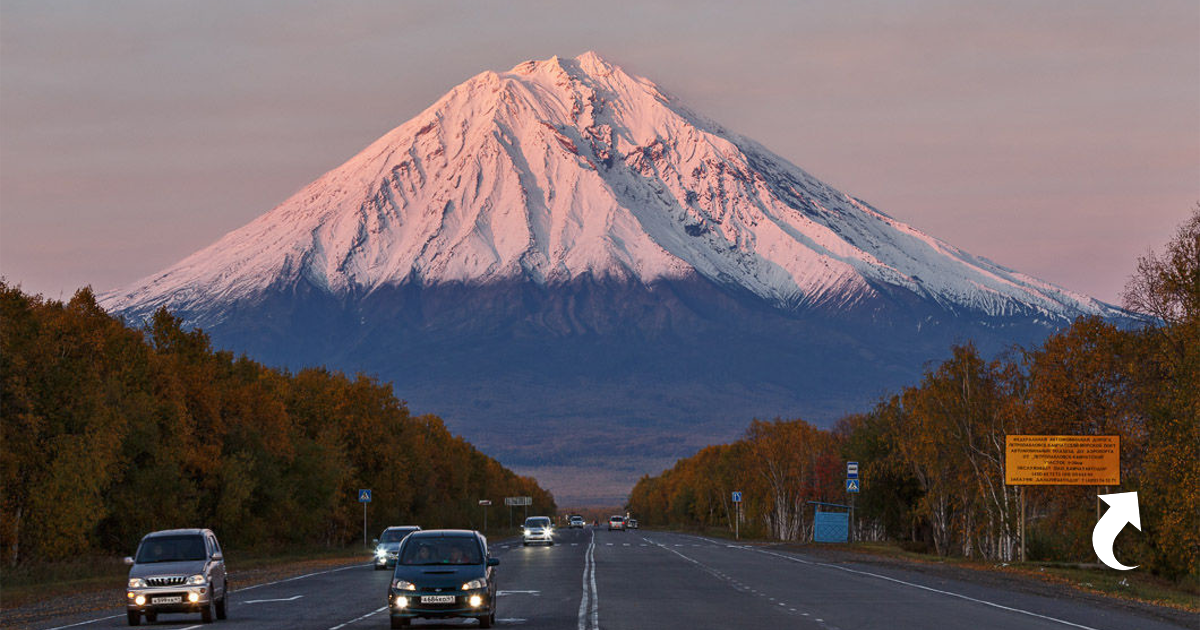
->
27, 529, 1190, 630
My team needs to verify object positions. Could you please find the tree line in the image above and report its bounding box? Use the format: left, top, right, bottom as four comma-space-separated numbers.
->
629, 208, 1198, 580
0, 285, 554, 565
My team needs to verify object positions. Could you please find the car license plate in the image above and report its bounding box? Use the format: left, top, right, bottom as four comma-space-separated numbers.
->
420, 595, 455, 604
151, 596, 182, 605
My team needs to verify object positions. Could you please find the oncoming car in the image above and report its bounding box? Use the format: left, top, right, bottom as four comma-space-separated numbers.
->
388, 530, 499, 628
627, 518, 639, 530
607, 515, 626, 531
124, 528, 228, 626
522, 516, 554, 546
568, 515, 585, 529
375, 526, 421, 570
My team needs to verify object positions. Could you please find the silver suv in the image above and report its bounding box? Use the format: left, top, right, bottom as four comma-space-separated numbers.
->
124, 528, 228, 625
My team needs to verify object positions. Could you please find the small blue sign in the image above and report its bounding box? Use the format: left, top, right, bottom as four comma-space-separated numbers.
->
846, 479, 860, 493
732, 491, 743, 503
358, 489, 372, 503
847, 461, 859, 479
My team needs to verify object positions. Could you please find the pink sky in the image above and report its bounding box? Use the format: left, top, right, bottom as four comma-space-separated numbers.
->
1, 1, 1197, 305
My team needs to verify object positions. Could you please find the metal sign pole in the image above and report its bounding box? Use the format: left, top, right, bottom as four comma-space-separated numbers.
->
363, 502, 367, 549
1019, 486, 1026, 563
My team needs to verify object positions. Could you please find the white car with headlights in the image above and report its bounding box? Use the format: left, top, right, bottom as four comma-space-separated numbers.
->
374, 525, 421, 570
521, 516, 554, 546
124, 528, 228, 626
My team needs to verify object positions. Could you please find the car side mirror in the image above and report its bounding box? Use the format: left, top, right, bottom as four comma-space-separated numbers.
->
211, 552, 223, 562
487, 557, 500, 567
123, 556, 135, 566
372, 538, 379, 545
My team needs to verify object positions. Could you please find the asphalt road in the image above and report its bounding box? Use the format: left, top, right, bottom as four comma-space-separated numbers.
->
28, 528, 1189, 630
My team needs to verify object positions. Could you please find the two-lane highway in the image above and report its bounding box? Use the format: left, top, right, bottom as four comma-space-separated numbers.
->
27, 528, 1189, 630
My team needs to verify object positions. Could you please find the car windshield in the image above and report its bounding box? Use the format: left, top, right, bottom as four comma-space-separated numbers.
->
611, 516, 624, 521
398, 538, 482, 565
135, 535, 207, 563
525, 518, 550, 528
380, 528, 415, 543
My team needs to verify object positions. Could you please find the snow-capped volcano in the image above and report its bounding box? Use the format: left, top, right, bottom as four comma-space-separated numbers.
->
101, 52, 1120, 323
100, 53, 1132, 504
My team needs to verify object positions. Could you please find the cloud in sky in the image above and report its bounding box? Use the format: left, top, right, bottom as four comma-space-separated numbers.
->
1, 0, 1196, 303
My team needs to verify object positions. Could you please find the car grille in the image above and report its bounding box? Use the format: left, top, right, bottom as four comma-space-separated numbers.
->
146, 576, 186, 587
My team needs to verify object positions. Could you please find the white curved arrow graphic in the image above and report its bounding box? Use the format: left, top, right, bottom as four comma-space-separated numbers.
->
1092, 491, 1140, 571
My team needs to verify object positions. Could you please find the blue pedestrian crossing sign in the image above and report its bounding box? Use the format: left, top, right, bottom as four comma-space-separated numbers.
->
358, 489, 372, 503
846, 479, 860, 493
732, 491, 743, 503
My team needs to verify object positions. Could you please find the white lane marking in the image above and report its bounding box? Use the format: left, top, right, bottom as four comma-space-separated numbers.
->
327, 605, 387, 630
499, 590, 541, 596
589, 532, 599, 630
244, 594, 304, 604
752, 547, 1102, 630
44, 615, 124, 630
577, 529, 593, 630
239, 562, 369, 591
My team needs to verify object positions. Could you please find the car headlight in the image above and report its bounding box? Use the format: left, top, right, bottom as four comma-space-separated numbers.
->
375, 548, 387, 558
128, 578, 146, 588
392, 579, 417, 591
462, 578, 486, 590
186, 574, 206, 586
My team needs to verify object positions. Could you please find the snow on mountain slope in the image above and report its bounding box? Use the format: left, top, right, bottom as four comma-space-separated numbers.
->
100, 52, 1122, 323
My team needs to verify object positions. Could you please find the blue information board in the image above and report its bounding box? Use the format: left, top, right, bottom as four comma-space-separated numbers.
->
814, 510, 849, 543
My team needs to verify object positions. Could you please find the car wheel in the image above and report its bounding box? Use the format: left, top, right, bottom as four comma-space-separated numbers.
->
215, 587, 227, 620
479, 613, 493, 629
127, 610, 140, 626
201, 598, 214, 623
375, 563, 385, 570
144, 611, 157, 623
390, 617, 410, 628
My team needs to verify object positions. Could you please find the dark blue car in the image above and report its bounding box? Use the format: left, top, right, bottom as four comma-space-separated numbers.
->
387, 529, 499, 628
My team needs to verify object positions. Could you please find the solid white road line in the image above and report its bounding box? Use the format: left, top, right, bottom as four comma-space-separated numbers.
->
750, 546, 1103, 630
244, 594, 304, 604
577, 529, 600, 630
44, 616, 124, 630
326, 605, 388, 630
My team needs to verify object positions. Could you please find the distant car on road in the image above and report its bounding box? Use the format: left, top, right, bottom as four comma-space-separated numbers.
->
124, 528, 228, 626
627, 518, 639, 530
568, 515, 585, 529
522, 516, 555, 546
375, 526, 422, 570
608, 515, 626, 531
388, 529, 499, 628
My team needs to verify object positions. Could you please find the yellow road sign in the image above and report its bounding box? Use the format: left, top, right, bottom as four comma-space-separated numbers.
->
1005, 435, 1119, 486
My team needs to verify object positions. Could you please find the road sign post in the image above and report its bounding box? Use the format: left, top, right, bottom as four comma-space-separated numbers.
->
732, 491, 743, 540
358, 489, 372, 548
1004, 435, 1121, 563
846, 463, 859, 543
505, 497, 531, 529
479, 499, 492, 532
